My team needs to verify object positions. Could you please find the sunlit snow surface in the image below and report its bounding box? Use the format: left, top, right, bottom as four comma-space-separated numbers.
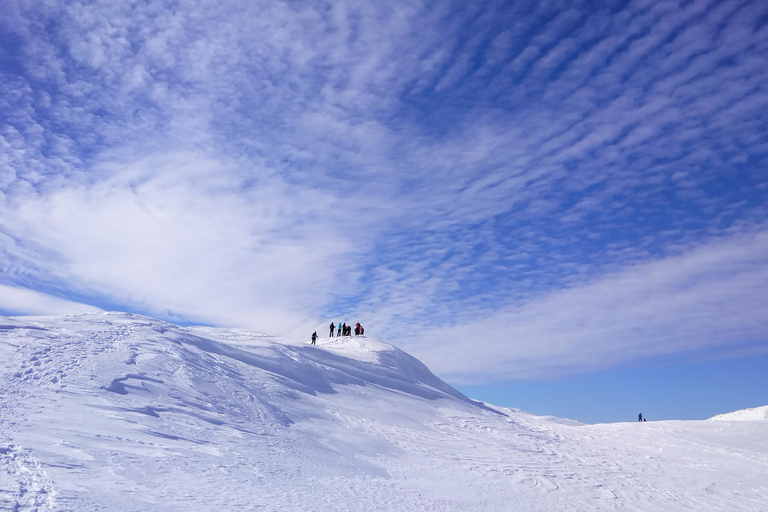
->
0, 313, 765, 511
709, 405, 768, 421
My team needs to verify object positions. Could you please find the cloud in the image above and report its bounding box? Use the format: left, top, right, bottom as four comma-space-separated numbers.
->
411, 228, 768, 382
0, 284, 101, 316
0, 0, 766, 380
1, 150, 381, 335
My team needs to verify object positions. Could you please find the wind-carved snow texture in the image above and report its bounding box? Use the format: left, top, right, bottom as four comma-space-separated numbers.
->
0, 313, 766, 511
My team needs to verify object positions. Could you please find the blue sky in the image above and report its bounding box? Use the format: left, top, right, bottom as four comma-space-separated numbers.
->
1, 0, 767, 422
459, 352, 768, 424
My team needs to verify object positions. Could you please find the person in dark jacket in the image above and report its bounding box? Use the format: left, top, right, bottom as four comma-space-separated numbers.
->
354, 323, 360, 336
638, 413, 643, 422
329, 322, 335, 337
311, 331, 317, 345
342, 323, 347, 336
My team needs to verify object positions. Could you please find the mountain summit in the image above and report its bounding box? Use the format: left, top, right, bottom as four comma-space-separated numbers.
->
1, 312, 765, 511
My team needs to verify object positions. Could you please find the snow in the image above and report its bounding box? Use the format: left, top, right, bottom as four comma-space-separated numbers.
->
0, 312, 766, 511
709, 405, 768, 421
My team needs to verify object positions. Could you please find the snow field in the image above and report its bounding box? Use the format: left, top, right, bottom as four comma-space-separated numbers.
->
0, 313, 765, 511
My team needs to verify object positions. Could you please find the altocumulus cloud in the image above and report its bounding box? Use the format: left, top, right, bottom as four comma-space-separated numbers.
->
0, 0, 767, 380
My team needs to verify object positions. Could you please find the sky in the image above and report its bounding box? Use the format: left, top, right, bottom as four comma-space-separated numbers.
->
0, 0, 767, 422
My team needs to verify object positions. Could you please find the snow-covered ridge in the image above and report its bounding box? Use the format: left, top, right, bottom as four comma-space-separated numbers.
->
709, 405, 768, 421
1, 312, 766, 511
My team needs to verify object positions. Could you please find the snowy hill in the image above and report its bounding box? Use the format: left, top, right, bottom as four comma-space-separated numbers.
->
1, 313, 766, 511
709, 405, 768, 421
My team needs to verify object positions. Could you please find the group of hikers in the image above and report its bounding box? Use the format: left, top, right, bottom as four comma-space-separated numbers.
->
331, 321, 364, 337
310, 321, 365, 345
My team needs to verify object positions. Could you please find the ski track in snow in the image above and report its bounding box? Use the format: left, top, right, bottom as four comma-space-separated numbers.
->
0, 312, 766, 511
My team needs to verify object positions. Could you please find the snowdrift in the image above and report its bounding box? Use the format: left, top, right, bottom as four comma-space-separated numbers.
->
709, 405, 768, 421
0, 312, 766, 511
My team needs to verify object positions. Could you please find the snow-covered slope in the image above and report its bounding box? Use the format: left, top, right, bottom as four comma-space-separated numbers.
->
1, 313, 766, 511
709, 405, 768, 421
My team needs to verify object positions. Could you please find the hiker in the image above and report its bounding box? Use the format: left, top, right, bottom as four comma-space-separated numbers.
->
338, 322, 342, 336
329, 322, 335, 337
360, 324, 364, 335
638, 413, 643, 422
342, 323, 347, 336
354, 323, 360, 336
311, 331, 317, 345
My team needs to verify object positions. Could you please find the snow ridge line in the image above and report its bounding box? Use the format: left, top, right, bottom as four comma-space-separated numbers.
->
0, 444, 56, 512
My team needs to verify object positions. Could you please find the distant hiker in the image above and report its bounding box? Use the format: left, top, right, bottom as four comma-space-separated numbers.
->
354, 323, 360, 336
311, 331, 317, 345
329, 322, 335, 337
338, 322, 342, 336
342, 323, 347, 336
360, 324, 364, 335
638, 413, 643, 422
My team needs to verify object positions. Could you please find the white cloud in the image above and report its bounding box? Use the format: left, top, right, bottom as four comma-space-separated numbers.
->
411, 228, 768, 382
0, 284, 100, 316
1, 150, 381, 335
